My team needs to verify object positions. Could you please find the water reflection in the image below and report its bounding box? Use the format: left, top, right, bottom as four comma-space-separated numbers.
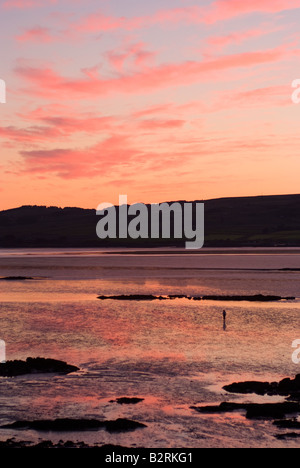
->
0, 249, 300, 448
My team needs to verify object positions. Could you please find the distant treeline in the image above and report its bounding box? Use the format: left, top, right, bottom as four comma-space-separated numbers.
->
0, 194, 300, 247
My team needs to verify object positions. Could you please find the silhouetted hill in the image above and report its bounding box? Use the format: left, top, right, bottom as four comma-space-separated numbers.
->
0, 194, 299, 247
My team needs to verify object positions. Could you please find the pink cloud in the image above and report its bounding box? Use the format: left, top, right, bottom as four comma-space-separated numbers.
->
15, 0, 300, 44
2, 0, 57, 9
106, 43, 156, 72
204, 25, 284, 55
222, 85, 291, 107
74, 1, 300, 33
137, 119, 185, 130
131, 83, 290, 120
16, 126, 208, 180
0, 113, 118, 147
0, 125, 61, 143
11, 114, 186, 150
16, 123, 284, 181
36, 114, 116, 134
170, 84, 291, 115
16, 27, 56, 43
18, 134, 163, 179
72, 8, 195, 34
76, 0, 300, 32
203, 0, 300, 24
132, 103, 176, 119
15, 45, 288, 99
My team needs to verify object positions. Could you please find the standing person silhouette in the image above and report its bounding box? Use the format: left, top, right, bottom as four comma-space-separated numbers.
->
223, 310, 227, 330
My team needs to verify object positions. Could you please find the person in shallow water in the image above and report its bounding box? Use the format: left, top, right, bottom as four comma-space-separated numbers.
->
223, 310, 227, 331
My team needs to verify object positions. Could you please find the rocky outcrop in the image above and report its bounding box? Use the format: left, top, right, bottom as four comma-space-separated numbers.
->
199, 294, 295, 302
110, 397, 145, 405
0, 276, 35, 281
0, 440, 137, 448
1, 418, 147, 433
97, 295, 167, 301
191, 401, 300, 420
0, 358, 79, 377
193, 374, 300, 440
273, 419, 300, 429
97, 294, 295, 302
223, 374, 300, 397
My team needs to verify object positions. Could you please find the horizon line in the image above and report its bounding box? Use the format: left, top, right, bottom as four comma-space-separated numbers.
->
1, 192, 300, 213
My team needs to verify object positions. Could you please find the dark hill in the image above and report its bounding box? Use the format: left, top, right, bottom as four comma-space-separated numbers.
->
0, 194, 299, 247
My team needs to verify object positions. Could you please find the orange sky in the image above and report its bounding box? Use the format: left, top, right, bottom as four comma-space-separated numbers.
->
1, 0, 300, 210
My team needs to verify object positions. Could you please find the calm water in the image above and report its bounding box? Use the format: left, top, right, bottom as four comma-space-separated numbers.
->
0, 248, 299, 448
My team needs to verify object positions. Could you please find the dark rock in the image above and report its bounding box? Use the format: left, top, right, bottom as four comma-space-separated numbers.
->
246, 404, 289, 420
97, 295, 167, 301
286, 393, 300, 401
223, 381, 272, 396
0, 276, 34, 281
277, 376, 300, 394
105, 419, 147, 432
168, 295, 191, 300
223, 374, 300, 397
2, 419, 104, 431
97, 294, 294, 302
0, 439, 32, 448
0, 439, 138, 448
1, 418, 147, 433
191, 401, 300, 420
200, 294, 294, 302
275, 432, 300, 440
110, 397, 145, 405
0, 439, 137, 453
191, 402, 247, 414
0, 357, 79, 377
273, 419, 300, 429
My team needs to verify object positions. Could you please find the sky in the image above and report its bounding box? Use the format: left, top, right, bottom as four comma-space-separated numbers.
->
1, 0, 300, 210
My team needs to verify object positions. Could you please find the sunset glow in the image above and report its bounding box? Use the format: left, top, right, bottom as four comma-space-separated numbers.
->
1, 0, 300, 209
